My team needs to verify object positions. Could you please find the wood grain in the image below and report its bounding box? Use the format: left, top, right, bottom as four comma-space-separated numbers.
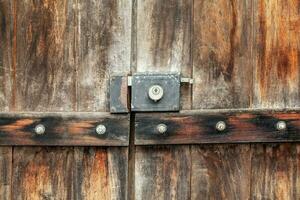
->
75, 0, 131, 199
73, 147, 128, 200
253, 0, 300, 108
0, 112, 129, 146
191, 144, 251, 199
135, 110, 300, 145
193, 0, 253, 109
192, 0, 253, 199
13, 147, 73, 200
250, 144, 300, 199
135, 146, 190, 200
0, 1, 13, 199
134, 0, 192, 199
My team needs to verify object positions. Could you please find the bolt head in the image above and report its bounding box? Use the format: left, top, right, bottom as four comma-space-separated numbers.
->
156, 124, 167, 134
35, 124, 45, 135
96, 124, 106, 135
148, 85, 164, 102
216, 121, 226, 131
276, 121, 286, 131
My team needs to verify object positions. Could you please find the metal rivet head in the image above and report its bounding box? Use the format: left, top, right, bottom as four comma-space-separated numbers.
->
96, 125, 106, 135
148, 85, 164, 102
276, 121, 286, 131
216, 121, 226, 131
35, 124, 45, 135
156, 124, 167, 134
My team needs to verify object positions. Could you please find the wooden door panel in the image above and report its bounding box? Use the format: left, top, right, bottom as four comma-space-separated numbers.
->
0, 0, 131, 199
134, 0, 192, 199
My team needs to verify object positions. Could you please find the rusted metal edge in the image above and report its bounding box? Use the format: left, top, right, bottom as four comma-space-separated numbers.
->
135, 109, 300, 145
0, 112, 129, 146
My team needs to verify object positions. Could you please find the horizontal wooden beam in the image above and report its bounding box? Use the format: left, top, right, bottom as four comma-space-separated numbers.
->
0, 112, 129, 146
135, 109, 300, 145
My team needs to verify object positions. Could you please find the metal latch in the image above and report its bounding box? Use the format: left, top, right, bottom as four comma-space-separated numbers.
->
110, 73, 193, 113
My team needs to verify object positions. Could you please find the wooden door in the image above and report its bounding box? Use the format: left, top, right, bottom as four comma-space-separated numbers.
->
1, 0, 300, 200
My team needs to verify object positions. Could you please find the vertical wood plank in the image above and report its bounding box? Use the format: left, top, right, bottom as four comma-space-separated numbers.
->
74, 0, 131, 199
135, 0, 192, 199
12, 0, 76, 199
191, 145, 251, 200
193, 0, 253, 109
250, 144, 300, 200
253, 0, 300, 108
0, 1, 13, 199
15, 0, 76, 112
13, 147, 73, 200
135, 146, 190, 200
251, 1, 300, 199
192, 0, 253, 199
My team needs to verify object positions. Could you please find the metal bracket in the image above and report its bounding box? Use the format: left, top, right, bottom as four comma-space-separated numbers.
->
110, 73, 193, 113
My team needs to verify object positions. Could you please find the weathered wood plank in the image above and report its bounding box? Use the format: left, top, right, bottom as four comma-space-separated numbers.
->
77, 0, 131, 112
253, 0, 300, 108
12, 0, 77, 198
13, 147, 73, 200
193, 0, 253, 109
250, 144, 300, 200
135, 146, 190, 200
0, 1, 13, 199
192, 144, 251, 199
15, 0, 76, 111
75, 0, 131, 199
73, 147, 128, 200
191, 0, 254, 199
136, 110, 300, 145
0, 112, 129, 146
135, 0, 192, 199
250, 1, 300, 199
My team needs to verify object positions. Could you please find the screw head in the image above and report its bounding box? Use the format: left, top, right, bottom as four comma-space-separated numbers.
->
35, 124, 45, 135
216, 121, 226, 131
156, 124, 167, 134
148, 85, 164, 102
276, 121, 286, 131
96, 124, 106, 135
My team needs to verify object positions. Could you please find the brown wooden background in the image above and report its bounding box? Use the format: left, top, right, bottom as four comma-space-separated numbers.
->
1, 0, 300, 199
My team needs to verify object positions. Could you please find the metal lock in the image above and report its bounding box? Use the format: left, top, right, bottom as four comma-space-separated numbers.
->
131, 73, 181, 112
148, 85, 164, 102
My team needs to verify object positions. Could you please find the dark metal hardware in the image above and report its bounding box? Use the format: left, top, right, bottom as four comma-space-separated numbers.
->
110, 73, 193, 113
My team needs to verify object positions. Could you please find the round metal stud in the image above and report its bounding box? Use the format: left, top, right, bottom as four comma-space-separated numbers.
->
156, 124, 167, 134
276, 121, 286, 131
96, 124, 106, 135
35, 124, 45, 135
216, 121, 226, 131
148, 85, 164, 102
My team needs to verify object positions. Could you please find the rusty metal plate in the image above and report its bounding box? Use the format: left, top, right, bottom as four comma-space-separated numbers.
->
131, 73, 180, 112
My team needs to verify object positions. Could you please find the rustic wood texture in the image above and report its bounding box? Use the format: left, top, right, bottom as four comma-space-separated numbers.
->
73, 147, 128, 200
250, 143, 300, 199
191, 0, 254, 199
6, 0, 131, 199
75, 0, 131, 199
134, 0, 192, 199
191, 144, 251, 200
253, 0, 300, 108
135, 146, 190, 200
0, 1, 13, 199
13, 147, 73, 200
135, 110, 300, 145
0, 112, 129, 146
